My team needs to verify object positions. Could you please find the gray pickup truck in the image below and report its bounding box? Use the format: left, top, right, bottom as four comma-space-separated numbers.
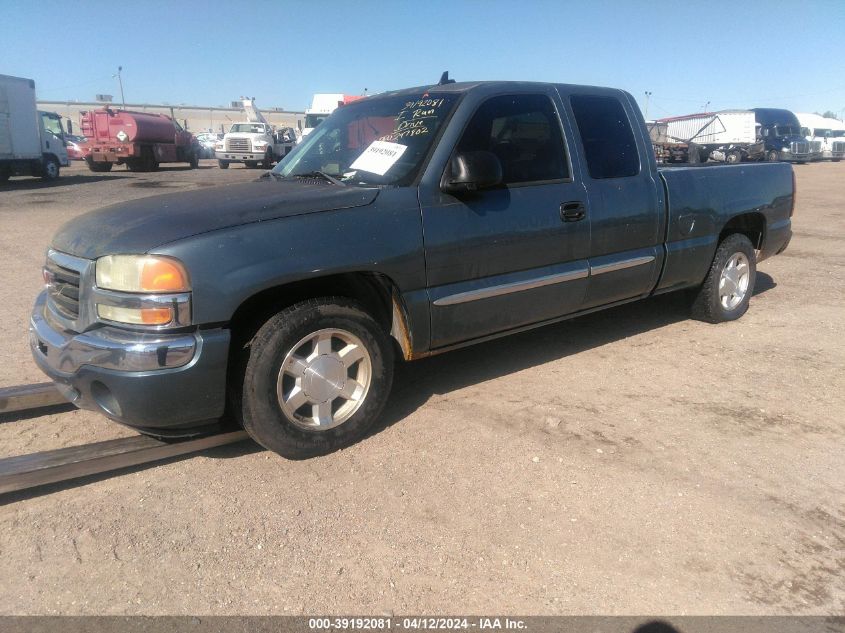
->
31, 80, 793, 457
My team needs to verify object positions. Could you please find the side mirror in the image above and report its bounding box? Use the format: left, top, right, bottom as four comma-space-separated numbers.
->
441, 151, 503, 194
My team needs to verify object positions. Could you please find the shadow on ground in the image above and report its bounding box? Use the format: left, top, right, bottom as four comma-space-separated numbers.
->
0, 274, 776, 503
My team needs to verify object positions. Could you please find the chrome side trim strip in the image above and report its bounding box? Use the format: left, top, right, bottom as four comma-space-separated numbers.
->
590, 255, 655, 276
433, 268, 589, 307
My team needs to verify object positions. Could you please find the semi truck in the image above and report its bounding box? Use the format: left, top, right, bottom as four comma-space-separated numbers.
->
796, 112, 843, 162
302, 93, 366, 137
655, 110, 764, 164
215, 99, 296, 169
31, 79, 793, 458
80, 108, 200, 172
0, 74, 69, 182
752, 108, 810, 163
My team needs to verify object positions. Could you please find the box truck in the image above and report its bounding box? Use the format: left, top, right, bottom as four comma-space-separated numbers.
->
0, 74, 69, 182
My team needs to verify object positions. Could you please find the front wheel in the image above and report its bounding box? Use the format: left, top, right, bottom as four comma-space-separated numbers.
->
189, 151, 199, 169
235, 298, 394, 458
690, 233, 757, 323
218, 160, 230, 169
766, 150, 779, 162
261, 149, 273, 170
41, 156, 60, 180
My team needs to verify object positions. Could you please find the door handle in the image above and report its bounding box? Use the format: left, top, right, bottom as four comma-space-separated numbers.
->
560, 201, 586, 222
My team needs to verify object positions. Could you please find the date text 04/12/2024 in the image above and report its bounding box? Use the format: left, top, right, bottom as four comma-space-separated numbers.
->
308, 618, 527, 630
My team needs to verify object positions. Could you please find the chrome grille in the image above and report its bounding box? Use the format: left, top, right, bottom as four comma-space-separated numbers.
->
832, 141, 845, 155
791, 141, 809, 155
226, 137, 250, 152
810, 140, 822, 154
44, 258, 81, 319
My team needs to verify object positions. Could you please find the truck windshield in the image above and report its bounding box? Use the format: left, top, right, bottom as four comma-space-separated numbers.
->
230, 123, 266, 133
275, 92, 459, 186
774, 125, 799, 137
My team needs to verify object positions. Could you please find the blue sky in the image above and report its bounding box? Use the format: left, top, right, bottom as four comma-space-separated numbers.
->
2, 0, 844, 118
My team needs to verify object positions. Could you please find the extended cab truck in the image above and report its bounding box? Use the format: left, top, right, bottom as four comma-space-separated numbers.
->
30, 81, 794, 458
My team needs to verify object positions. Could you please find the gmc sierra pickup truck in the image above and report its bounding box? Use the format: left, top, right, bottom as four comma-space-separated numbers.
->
31, 80, 793, 458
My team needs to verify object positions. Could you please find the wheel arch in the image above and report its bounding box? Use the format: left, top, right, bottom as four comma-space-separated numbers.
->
719, 212, 766, 250
227, 271, 415, 362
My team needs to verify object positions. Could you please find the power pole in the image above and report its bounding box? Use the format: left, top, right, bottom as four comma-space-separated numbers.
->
644, 91, 652, 119
114, 66, 125, 109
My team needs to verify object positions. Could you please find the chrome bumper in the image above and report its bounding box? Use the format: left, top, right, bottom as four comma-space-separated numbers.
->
215, 151, 264, 161
30, 291, 197, 374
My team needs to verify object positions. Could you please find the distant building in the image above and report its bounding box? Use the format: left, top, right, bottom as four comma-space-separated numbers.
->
37, 100, 306, 136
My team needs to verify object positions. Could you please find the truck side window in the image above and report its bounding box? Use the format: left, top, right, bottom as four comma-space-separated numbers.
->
456, 94, 569, 184
569, 95, 640, 179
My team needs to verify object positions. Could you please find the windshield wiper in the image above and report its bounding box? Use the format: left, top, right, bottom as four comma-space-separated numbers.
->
293, 171, 346, 186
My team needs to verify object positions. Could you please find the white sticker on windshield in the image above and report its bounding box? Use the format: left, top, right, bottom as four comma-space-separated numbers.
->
350, 141, 408, 176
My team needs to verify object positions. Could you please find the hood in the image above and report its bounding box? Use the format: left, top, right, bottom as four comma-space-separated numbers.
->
52, 179, 380, 259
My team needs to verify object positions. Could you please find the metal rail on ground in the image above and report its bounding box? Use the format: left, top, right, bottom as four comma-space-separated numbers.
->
0, 430, 250, 495
0, 382, 67, 415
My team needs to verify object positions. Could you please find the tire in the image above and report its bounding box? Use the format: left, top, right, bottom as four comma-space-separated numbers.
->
766, 150, 779, 162
189, 151, 199, 169
690, 233, 757, 323
726, 151, 741, 164
261, 149, 273, 170
218, 160, 230, 169
235, 298, 394, 458
41, 156, 60, 180
87, 160, 113, 173
833, 159, 841, 163
687, 144, 700, 164
0, 165, 10, 182
245, 160, 259, 169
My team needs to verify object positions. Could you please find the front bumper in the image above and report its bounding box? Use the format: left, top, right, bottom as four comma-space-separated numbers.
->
30, 291, 230, 433
215, 151, 265, 161
779, 151, 809, 163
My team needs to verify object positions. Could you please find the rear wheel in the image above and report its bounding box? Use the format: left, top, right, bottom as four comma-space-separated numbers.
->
234, 298, 394, 458
0, 165, 11, 182
87, 159, 113, 173
245, 160, 259, 169
726, 151, 741, 164
766, 150, 779, 162
690, 233, 756, 323
189, 150, 199, 169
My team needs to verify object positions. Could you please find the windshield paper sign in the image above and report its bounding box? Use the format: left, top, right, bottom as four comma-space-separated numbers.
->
350, 141, 408, 176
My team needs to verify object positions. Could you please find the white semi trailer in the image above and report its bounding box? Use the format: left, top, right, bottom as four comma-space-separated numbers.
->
0, 74, 69, 182
658, 110, 764, 164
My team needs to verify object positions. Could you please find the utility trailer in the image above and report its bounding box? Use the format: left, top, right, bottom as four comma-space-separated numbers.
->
0, 74, 69, 182
657, 110, 764, 164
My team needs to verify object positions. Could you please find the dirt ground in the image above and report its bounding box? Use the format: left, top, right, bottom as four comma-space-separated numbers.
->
0, 160, 842, 615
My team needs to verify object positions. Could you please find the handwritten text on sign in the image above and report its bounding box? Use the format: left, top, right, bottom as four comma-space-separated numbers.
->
350, 141, 408, 175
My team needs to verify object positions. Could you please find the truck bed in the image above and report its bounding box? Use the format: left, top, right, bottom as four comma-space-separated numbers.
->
655, 162, 794, 294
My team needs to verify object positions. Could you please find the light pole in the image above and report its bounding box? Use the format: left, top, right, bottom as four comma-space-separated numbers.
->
114, 66, 125, 109
644, 91, 652, 119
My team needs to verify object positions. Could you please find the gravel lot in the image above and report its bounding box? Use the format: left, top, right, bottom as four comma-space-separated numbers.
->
0, 160, 842, 615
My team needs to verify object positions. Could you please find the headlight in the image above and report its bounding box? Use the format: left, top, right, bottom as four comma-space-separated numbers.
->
215, 142, 224, 150
95, 255, 191, 327
781, 147, 790, 152
253, 140, 268, 147
96, 255, 190, 292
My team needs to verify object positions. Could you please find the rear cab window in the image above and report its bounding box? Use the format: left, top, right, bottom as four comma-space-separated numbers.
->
569, 94, 640, 179
455, 93, 570, 185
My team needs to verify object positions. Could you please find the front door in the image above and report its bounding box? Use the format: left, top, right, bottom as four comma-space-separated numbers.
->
420, 91, 591, 349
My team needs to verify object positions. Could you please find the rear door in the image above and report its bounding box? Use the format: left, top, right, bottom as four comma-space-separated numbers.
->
563, 91, 664, 309
419, 88, 591, 349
